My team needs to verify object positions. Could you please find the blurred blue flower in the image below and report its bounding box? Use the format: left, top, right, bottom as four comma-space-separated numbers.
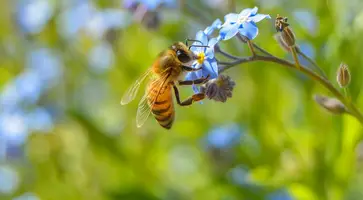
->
266, 189, 294, 200
0, 111, 29, 146
85, 9, 131, 39
0, 84, 22, 110
26, 107, 54, 133
0, 140, 5, 161
228, 165, 250, 186
293, 10, 317, 35
204, 19, 222, 36
205, 123, 242, 149
16, 0, 54, 34
185, 31, 219, 93
27, 48, 62, 86
14, 70, 43, 104
0, 70, 43, 110
295, 42, 315, 69
124, 0, 176, 11
13, 192, 40, 200
88, 42, 114, 73
58, 1, 95, 38
124, 0, 140, 11
219, 7, 270, 40
0, 165, 19, 194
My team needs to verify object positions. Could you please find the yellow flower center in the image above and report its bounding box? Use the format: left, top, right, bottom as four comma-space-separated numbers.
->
197, 52, 205, 64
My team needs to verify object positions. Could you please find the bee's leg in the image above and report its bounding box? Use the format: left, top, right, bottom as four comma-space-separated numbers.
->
182, 66, 203, 71
173, 85, 205, 106
178, 74, 210, 86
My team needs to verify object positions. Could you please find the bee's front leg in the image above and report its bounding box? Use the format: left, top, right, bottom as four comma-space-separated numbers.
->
182, 65, 203, 71
173, 85, 205, 106
178, 74, 210, 86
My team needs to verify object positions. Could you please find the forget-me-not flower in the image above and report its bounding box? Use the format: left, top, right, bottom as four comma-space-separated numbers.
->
185, 31, 219, 93
219, 7, 270, 40
204, 19, 222, 36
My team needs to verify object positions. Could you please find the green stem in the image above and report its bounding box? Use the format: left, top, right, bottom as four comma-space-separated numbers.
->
296, 47, 328, 79
247, 40, 256, 56
291, 46, 301, 70
218, 54, 363, 126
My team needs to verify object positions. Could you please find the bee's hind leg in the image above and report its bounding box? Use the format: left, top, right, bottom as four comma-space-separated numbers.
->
173, 85, 205, 106
178, 74, 210, 86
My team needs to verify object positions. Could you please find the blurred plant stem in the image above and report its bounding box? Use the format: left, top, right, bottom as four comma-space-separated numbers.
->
218, 37, 363, 134
228, 0, 236, 12
296, 47, 328, 79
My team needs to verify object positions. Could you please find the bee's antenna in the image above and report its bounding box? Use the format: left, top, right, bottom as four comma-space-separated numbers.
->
186, 39, 204, 46
188, 45, 210, 50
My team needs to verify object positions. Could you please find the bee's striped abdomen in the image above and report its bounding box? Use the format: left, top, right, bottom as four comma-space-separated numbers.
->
148, 84, 175, 129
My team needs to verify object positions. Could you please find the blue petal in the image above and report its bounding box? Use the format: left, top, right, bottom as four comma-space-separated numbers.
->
239, 7, 258, 17
185, 71, 196, 81
191, 31, 208, 53
249, 14, 271, 23
210, 60, 219, 78
205, 38, 219, 59
204, 18, 222, 35
208, 37, 219, 47
192, 85, 199, 93
195, 30, 208, 45
239, 22, 258, 40
196, 66, 203, 78
224, 13, 238, 23
219, 23, 239, 40
202, 60, 218, 78
184, 71, 201, 94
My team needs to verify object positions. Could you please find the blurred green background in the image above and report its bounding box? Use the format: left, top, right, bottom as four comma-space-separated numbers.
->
1, 0, 363, 199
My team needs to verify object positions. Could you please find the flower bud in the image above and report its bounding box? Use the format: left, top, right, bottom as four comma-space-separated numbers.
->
275, 15, 296, 47
314, 94, 346, 114
274, 33, 290, 52
336, 62, 351, 88
201, 75, 235, 102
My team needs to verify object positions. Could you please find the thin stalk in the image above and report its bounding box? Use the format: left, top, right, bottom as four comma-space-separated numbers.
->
247, 40, 256, 56
291, 46, 301, 70
216, 45, 241, 60
218, 54, 363, 126
297, 47, 328, 79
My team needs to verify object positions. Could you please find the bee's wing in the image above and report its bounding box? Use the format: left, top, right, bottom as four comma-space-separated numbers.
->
136, 73, 170, 128
120, 69, 152, 105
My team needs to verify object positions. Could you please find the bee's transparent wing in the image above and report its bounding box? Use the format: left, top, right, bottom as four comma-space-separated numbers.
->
120, 69, 152, 105
136, 73, 169, 128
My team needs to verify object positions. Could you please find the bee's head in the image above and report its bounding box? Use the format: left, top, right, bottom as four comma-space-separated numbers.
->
171, 42, 195, 66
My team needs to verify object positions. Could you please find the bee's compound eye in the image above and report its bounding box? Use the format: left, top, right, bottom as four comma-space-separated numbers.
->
176, 50, 191, 63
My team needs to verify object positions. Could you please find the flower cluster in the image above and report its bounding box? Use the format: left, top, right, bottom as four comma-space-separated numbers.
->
123, 0, 177, 29
0, 48, 60, 160
185, 7, 270, 97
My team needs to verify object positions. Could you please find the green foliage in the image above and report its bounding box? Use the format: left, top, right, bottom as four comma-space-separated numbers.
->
1, 0, 363, 199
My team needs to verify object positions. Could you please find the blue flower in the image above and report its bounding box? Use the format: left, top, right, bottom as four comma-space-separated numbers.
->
0, 111, 29, 146
219, 7, 270, 40
205, 123, 242, 149
0, 165, 19, 194
124, 0, 176, 11
185, 31, 219, 93
16, 0, 54, 34
204, 18, 222, 36
267, 189, 294, 200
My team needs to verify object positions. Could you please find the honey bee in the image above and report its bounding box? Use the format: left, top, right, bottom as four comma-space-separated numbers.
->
121, 40, 210, 129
